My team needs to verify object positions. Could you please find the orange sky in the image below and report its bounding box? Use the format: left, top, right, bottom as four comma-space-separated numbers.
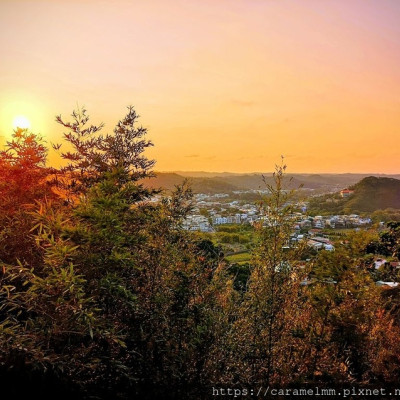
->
1, 0, 400, 173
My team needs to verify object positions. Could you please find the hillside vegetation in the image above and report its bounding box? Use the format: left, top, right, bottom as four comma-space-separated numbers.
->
309, 176, 400, 215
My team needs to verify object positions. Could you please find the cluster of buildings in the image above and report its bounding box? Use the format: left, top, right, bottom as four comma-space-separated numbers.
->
296, 214, 372, 230
181, 215, 212, 232
213, 215, 251, 225
186, 194, 261, 232
212, 204, 259, 225
182, 192, 373, 235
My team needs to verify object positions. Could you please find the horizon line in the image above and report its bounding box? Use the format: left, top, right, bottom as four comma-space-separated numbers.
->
155, 170, 400, 176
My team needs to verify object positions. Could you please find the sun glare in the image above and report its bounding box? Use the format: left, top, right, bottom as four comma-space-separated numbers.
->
13, 115, 31, 130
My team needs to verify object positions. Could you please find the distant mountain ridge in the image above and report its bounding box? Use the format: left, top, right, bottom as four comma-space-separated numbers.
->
143, 173, 239, 194
142, 172, 400, 195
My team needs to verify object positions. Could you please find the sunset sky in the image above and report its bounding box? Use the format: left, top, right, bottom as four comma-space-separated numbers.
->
1, 0, 399, 173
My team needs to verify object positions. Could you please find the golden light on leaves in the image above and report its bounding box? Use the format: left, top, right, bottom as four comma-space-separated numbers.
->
13, 115, 31, 130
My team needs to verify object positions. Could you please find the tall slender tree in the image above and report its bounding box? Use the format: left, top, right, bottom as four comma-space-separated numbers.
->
54, 106, 157, 201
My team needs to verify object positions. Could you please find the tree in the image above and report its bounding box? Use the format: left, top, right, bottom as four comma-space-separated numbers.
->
305, 247, 378, 382
227, 161, 309, 385
0, 128, 55, 266
54, 106, 157, 201
0, 128, 49, 213
367, 222, 400, 258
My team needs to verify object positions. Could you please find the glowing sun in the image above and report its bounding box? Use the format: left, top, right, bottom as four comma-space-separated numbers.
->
13, 115, 31, 129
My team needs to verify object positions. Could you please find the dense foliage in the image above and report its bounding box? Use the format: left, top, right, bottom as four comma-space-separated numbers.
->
1, 108, 400, 399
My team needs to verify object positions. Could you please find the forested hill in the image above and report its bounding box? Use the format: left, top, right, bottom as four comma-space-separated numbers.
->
347, 177, 400, 211
308, 176, 400, 215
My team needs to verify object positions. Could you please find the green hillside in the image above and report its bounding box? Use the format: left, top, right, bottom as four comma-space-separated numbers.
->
309, 176, 400, 215
346, 177, 400, 212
